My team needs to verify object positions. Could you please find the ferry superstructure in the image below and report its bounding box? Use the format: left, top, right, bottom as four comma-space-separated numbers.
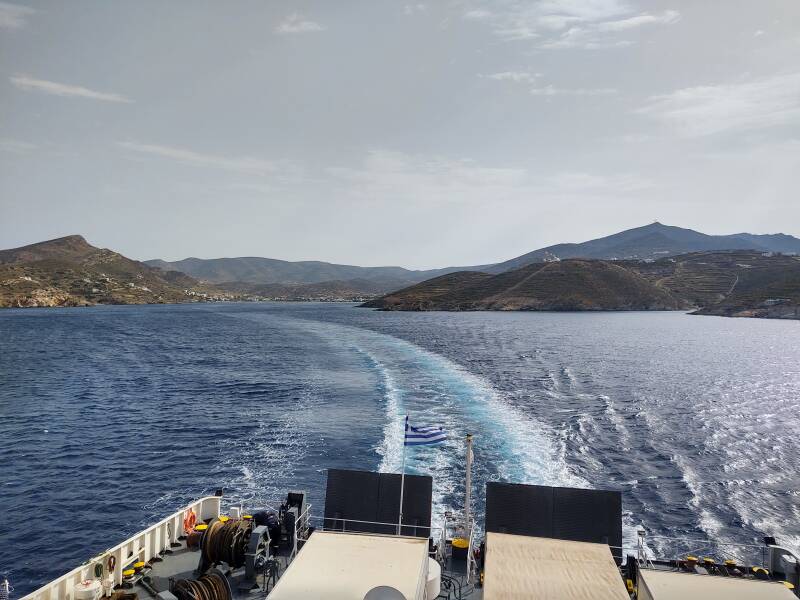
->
10, 466, 799, 600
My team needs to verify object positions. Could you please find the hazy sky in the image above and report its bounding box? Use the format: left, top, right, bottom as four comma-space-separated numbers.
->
2, 1, 799, 268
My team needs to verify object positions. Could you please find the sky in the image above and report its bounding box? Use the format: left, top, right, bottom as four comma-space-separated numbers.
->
1, 0, 799, 269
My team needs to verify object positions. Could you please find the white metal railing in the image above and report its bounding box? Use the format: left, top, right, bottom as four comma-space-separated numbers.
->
20, 496, 221, 600
291, 503, 312, 559
633, 531, 799, 570
636, 531, 656, 569
436, 514, 449, 564
466, 519, 478, 584
317, 515, 438, 537
19, 503, 456, 600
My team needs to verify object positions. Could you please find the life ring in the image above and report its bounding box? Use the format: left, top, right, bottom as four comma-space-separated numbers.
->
183, 509, 197, 533
107, 555, 116, 572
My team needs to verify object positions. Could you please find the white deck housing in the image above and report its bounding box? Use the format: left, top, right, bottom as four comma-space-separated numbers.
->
482, 532, 629, 600
638, 568, 796, 600
19, 496, 221, 600
266, 531, 430, 600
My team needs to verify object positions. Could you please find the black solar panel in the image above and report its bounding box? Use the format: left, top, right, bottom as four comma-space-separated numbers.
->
483, 482, 553, 537
324, 469, 432, 537
324, 469, 380, 532
485, 482, 622, 561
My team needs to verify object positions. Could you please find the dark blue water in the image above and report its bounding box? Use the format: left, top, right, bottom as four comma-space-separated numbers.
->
2, 303, 799, 595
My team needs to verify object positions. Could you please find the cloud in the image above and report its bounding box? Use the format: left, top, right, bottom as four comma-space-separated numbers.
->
541, 10, 678, 48
326, 150, 528, 205
548, 171, 654, 192
754, 29, 765, 37
461, 1, 679, 48
325, 150, 649, 206
226, 182, 276, 195
10, 74, 132, 103
595, 10, 679, 32
275, 13, 325, 34
694, 139, 800, 162
540, 28, 633, 48
0, 1, 35, 29
484, 71, 541, 83
638, 72, 800, 136
463, 9, 492, 20
403, 4, 427, 15
530, 84, 617, 96
0, 138, 37, 154
117, 141, 296, 178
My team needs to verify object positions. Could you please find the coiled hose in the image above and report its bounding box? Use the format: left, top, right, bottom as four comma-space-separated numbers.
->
173, 571, 231, 600
200, 518, 254, 569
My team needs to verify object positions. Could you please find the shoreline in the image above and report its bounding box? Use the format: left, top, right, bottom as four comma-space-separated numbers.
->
4, 300, 797, 321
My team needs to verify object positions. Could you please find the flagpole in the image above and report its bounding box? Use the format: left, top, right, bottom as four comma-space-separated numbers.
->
398, 415, 408, 535
465, 433, 473, 530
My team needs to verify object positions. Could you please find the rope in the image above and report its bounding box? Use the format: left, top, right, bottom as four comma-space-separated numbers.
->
262, 558, 281, 593
200, 518, 254, 569
173, 571, 231, 600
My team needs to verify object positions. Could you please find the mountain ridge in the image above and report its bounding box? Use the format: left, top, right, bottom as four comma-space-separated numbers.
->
0, 235, 224, 308
4, 224, 800, 313
363, 258, 687, 312
144, 255, 478, 287
145, 222, 800, 288
485, 222, 800, 273
364, 250, 800, 319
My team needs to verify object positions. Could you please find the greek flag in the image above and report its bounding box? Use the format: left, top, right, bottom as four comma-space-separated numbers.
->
404, 416, 447, 446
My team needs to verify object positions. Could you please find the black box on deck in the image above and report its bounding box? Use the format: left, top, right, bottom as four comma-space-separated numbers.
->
485, 482, 622, 561
324, 469, 432, 537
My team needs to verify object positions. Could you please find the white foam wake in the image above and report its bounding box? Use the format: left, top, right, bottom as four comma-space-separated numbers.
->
301, 319, 590, 527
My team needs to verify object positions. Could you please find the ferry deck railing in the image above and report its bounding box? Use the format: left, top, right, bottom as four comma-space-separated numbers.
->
610, 541, 774, 569
436, 513, 450, 564
465, 519, 478, 584
635, 533, 783, 568
315, 515, 438, 537
305, 515, 460, 555
290, 502, 312, 560
19, 496, 222, 600
255, 500, 313, 561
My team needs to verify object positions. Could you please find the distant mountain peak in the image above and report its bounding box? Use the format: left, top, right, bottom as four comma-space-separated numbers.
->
0, 234, 214, 308
487, 222, 800, 273
0, 234, 98, 265
636, 221, 689, 233
55, 234, 89, 243
29, 234, 92, 248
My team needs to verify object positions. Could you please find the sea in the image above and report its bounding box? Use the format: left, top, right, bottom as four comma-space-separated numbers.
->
1, 302, 799, 595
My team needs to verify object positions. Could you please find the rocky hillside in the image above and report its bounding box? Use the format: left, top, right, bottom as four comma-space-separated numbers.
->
218, 277, 394, 301
631, 251, 800, 319
0, 235, 222, 308
364, 259, 686, 312
364, 251, 800, 319
145, 223, 800, 291
488, 222, 800, 273
145, 256, 472, 286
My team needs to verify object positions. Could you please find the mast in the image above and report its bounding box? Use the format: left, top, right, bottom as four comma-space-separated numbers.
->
398, 415, 408, 535
465, 433, 473, 528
